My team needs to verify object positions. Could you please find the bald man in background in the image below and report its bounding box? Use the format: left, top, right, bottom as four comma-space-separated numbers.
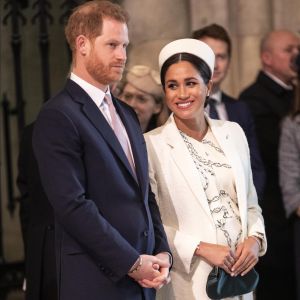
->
239, 29, 300, 300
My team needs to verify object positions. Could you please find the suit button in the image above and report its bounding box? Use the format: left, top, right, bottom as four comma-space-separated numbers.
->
143, 231, 148, 237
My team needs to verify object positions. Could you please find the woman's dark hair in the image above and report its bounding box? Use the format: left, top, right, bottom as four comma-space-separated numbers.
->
160, 52, 212, 90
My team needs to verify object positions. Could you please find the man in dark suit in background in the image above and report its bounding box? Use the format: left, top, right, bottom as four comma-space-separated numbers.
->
32, 1, 171, 300
239, 29, 300, 300
192, 24, 265, 200
17, 123, 57, 300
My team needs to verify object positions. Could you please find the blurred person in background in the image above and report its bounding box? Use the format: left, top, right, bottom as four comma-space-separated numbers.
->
119, 65, 167, 132
279, 53, 300, 300
17, 123, 57, 300
239, 29, 300, 300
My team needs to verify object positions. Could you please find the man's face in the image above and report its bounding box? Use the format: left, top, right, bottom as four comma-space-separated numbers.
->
262, 31, 300, 85
85, 18, 129, 89
199, 37, 230, 90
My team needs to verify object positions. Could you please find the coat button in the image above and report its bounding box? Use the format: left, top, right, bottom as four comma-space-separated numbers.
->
143, 230, 148, 237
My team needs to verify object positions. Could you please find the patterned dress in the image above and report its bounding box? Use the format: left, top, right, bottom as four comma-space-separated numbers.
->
180, 127, 243, 300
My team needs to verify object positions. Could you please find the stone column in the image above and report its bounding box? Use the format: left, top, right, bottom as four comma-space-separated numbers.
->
123, 0, 190, 44
122, 0, 190, 70
190, 0, 231, 31
233, 0, 272, 95
189, 0, 237, 96
273, 0, 300, 31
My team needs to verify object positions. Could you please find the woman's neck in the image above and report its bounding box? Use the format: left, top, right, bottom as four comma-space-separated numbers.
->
174, 115, 208, 141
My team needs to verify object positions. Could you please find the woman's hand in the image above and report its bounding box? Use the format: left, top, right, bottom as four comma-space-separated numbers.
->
195, 242, 236, 274
231, 236, 260, 276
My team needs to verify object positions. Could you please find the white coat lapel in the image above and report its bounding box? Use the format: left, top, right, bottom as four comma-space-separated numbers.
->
208, 117, 247, 233
162, 115, 214, 222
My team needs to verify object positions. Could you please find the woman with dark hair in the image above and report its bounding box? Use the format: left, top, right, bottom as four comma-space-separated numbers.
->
279, 77, 300, 300
144, 39, 267, 299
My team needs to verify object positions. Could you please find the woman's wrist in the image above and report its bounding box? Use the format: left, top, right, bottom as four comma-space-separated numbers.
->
249, 235, 262, 250
195, 241, 206, 257
195, 242, 201, 256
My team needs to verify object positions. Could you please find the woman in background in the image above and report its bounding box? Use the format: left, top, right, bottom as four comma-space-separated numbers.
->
279, 79, 300, 300
144, 39, 266, 299
119, 65, 168, 132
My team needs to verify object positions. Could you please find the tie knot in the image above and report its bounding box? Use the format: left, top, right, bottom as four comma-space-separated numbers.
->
104, 94, 113, 106
208, 97, 218, 106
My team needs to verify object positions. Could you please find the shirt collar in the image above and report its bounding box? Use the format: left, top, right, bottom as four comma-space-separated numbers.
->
70, 72, 111, 107
263, 71, 293, 90
209, 90, 222, 103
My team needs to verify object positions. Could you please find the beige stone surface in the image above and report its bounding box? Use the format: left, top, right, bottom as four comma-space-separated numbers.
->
124, 0, 190, 44
235, 0, 271, 35
190, 0, 230, 30
237, 35, 262, 92
273, 0, 300, 30
127, 39, 172, 71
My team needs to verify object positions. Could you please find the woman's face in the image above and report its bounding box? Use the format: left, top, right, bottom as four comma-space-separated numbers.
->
164, 60, 211, 123
120, 82, 161, 132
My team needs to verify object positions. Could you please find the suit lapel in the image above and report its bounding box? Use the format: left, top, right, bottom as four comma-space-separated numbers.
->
162, 116, 214, 222
65, 80, 139, 185
113, 97, 146, 190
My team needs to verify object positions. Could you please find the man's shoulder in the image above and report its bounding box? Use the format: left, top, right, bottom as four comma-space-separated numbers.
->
222, 92, 250, 113
221, 92, 236, 103
238, 71, 277, 101
239, 81, 261, 100
41, 80, 87, 113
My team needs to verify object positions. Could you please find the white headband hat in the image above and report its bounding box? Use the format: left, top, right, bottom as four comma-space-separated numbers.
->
158, 38, 215, 77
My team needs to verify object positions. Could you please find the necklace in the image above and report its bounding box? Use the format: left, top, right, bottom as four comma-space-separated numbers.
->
174, 115, 208, 141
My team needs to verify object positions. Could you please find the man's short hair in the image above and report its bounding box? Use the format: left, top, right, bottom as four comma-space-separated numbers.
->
65, 0, 129, 52
192, 23, 232, 58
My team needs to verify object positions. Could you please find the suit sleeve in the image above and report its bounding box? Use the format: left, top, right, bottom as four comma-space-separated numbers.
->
147, 184, 171, 256
33, 108, 139, 282
238, 102, 266, 201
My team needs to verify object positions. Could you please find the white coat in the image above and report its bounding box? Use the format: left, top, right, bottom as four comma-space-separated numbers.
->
144, 114, 267, 300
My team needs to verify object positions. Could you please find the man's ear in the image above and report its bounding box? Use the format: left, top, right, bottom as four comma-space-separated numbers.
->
76, 35, 89, 56
261, 51, 272, 66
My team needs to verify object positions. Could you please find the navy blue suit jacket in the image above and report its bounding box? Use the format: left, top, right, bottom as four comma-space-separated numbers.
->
32, 79, 170, 300
222, 92, 265, 200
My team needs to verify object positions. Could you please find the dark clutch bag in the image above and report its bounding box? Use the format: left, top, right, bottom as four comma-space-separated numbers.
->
206, 267, 259, 299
